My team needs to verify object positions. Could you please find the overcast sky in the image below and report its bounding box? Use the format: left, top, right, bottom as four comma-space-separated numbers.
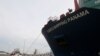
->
0, 0, 74, 54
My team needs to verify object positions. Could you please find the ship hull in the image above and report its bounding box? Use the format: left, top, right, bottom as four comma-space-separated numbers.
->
42, 8, 100, 56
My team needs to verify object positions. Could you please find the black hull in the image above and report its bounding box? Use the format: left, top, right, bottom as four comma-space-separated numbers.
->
42, 8, 100, 56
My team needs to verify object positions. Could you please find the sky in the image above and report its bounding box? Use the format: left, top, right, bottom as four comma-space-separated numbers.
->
0, 0, 74, 54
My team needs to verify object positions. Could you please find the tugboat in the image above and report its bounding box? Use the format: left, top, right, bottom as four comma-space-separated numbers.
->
42, 0, 100, 56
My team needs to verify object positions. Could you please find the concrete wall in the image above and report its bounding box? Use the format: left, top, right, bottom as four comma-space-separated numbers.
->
0, 54, 10, 56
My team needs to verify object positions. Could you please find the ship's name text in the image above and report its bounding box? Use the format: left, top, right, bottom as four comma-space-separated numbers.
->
47, 10, 90, 33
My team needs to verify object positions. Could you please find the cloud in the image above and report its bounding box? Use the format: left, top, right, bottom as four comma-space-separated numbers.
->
0, 0, 74, 53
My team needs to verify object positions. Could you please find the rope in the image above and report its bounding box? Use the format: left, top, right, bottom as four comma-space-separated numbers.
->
25, 33, 41, 53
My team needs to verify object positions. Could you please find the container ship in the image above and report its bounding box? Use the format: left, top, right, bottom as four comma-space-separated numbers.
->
42, 0, 100, 56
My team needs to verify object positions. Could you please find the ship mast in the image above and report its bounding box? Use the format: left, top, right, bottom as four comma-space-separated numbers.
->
74, 0, 79, 11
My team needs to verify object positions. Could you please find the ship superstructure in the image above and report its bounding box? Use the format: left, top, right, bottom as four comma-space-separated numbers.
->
79, 0, 100, 9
